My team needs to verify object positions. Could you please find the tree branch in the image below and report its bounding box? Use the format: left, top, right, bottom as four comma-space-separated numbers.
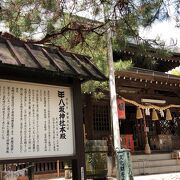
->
33, 21, 107, 44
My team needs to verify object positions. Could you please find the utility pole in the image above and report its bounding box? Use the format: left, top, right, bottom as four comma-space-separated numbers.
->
106, 27, 121, 150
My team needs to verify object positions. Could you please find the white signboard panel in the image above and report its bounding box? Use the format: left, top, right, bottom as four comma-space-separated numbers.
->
0, 79, 75, 160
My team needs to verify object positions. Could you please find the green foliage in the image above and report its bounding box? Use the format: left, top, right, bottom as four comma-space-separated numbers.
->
54, 30, 132, 99
113, 36, 172, 70
0, 0, 179, 42
81, 59, 132, 99
46, 21, 55, 34
0, 0, 178, 98
70, 33, 109, 99
81, 80, 109, 99
114, 60, 132, 71
137, 0, 166, 27
41, 0, 57, 11
0, 0, 65, 38
167, 67, 180, 76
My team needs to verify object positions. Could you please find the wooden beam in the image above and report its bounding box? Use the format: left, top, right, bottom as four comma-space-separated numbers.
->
83, 56, 106, 79
118, 92, 180, 105
57, 160, 60, 177
116, 78, 180, 92
116, 70, 180, 84
42, 48, 64, 72
72, 54, 98, 79
57, 51, 80, 75
6, 40, 25, 66
72, 79, 86, 180
24, 43, 43, 68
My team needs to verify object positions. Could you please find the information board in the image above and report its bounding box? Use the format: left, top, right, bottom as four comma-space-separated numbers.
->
0, 79, 75, 160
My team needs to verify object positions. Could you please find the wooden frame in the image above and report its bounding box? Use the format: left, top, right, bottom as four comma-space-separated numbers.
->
0, 67, 86, 180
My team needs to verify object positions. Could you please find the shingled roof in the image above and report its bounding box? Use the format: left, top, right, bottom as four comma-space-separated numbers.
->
0, 36, 106, 81
115, 67, 180, 89
117, 43, 180, 63
113, 43, 180, 72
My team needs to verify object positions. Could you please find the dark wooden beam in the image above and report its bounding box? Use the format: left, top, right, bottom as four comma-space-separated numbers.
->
0, 65, 73, 87
118, 92, 180, 105
116, 70, 180, 84
176, 90, 180, 98
116, 78, 180, 92
83, 56, 106, 79
6, 40, 25, 66
72, 54, 97, 79
57, 51, 81, 75
72, 79, 86, 180
24, 43, 43, 68
42, 48, 64, 72
83, 95, 94, 139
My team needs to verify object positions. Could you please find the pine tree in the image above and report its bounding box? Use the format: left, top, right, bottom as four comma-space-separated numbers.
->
0, 0, 179, 96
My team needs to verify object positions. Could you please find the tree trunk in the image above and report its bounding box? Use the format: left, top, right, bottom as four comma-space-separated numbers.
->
106, 27, 121, 150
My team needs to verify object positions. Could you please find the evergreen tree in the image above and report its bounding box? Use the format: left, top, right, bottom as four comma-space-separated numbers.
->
0, 0, 179, 44
0, 0, 179, 97
167, 66, 180, 76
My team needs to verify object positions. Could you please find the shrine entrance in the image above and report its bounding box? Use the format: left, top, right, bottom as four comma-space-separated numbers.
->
120, 104, 180, 152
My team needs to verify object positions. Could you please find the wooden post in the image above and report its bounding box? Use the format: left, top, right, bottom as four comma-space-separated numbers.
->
27, 163, 34, 180
72, 79, 86, 180
57, 160, 60, 177
0, 164, 3, 180
64, 161, 72, 179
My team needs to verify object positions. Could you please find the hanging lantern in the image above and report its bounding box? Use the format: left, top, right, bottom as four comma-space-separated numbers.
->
166, 109, 172, 120
136, 107, 143, 119
152, 109, 159, 121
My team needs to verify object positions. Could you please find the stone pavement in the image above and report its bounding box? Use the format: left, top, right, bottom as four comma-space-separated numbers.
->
133, 172, 180, 180
47, 172, 180, 180
107, 173, 180, 180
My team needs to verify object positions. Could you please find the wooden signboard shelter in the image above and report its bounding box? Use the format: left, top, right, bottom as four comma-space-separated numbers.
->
0, 35, 106, 180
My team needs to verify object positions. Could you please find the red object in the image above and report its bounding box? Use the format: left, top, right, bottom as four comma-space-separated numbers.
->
117, 98, 126, 119
121, 134, 134, 152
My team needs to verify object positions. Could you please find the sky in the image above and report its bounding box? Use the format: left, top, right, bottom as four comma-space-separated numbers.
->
72, 1, 180, 50
138, 0, 180, 50
139, 15, 180, 50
